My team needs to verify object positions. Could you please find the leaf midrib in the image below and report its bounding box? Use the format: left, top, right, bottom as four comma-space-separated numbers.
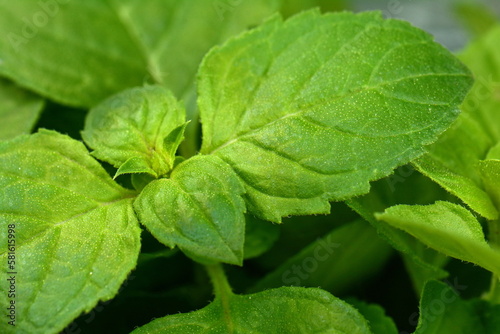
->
207, 72, 465, 156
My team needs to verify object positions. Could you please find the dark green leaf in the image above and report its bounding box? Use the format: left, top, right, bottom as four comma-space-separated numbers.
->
347, 299, 398, 334
0, 77, 44, 140
243, 214, 280, 259
0, 0, 286, 107
252, 220, 393, 295
413, 280, 500, 334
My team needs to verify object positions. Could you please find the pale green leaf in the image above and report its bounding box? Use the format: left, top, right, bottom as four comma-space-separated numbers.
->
413, 280, 500, 334
0, 77, 44, 140
455, 3, 499, 38
198, 10, 473, 222
131, 287, 372, 334
376, 201, 500, 276
0, 0, 286, 107
279, 0, 347, 18
0, 130, 141, 334
251, 220, 393, 295
82, 85, 185, 178
460, 26, 500, 143
415, 25, 500, 220
134, 155, 246, 265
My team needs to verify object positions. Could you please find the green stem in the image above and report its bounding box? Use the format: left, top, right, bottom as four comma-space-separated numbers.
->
487, 219, 500, 303
205, 263, 234, 332
205, 263, 233, 298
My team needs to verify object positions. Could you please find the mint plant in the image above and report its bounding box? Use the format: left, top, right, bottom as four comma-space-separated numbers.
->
1, 1, 500, 333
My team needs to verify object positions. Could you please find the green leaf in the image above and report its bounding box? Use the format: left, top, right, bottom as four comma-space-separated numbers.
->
0, 130, 141, 334
251, 220, 393, 295
401, 246, 449, 296
376, 201, 500, 276
487, 142, 500, 159
480, 159, 500, 209
0, 0, 286, 107
131, 286, 372, 334
414, 25, 500, 220
346, 171, 450, 295
0, 77, 44, 140
243, 214, 280, 259
455, 3, 499, 38
134, 155, 246, 265
460, 26, 500, 143
198, 10, 473, 222
414, 150, 498, 220
413, 280, 500, 334
82, 85, 186, 178
280, 0, 348, 17
347, 299, 398, 334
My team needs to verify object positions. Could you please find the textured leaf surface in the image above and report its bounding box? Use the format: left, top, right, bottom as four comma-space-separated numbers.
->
134, 155, 246, 265
414, 25, 500, 220
0, 78, 44, 140
376, 201, 500, 276
82, 85, 185, 178
0, 0, 286, 107
413, 280, 500, 334
132, 287, 372, 334
198, 10, 473, 222
0, 130, 141, 334
252, 220, 393, 294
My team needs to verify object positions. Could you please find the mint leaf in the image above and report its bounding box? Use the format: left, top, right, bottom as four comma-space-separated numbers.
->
460, 26, 500, 143
82, 85, 185, 178
347, 174, 450, 295
376, 201, 500, 276
132, 286, 372, 334
243, 214, 280, 259
134, 155, 246, 265
401, 246, 449, 296
487, 142, 500, 159
252, 220, 393, 295
413, 280, 500, 334
0, 130, 141, 334
0, 0, 286, 107
347, 299, 398, 334
0, 77, 44, 140
198, 10, 473, 222
414, 25, 500, 220
480, 160, 500, 209
455, 3, 498, 37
